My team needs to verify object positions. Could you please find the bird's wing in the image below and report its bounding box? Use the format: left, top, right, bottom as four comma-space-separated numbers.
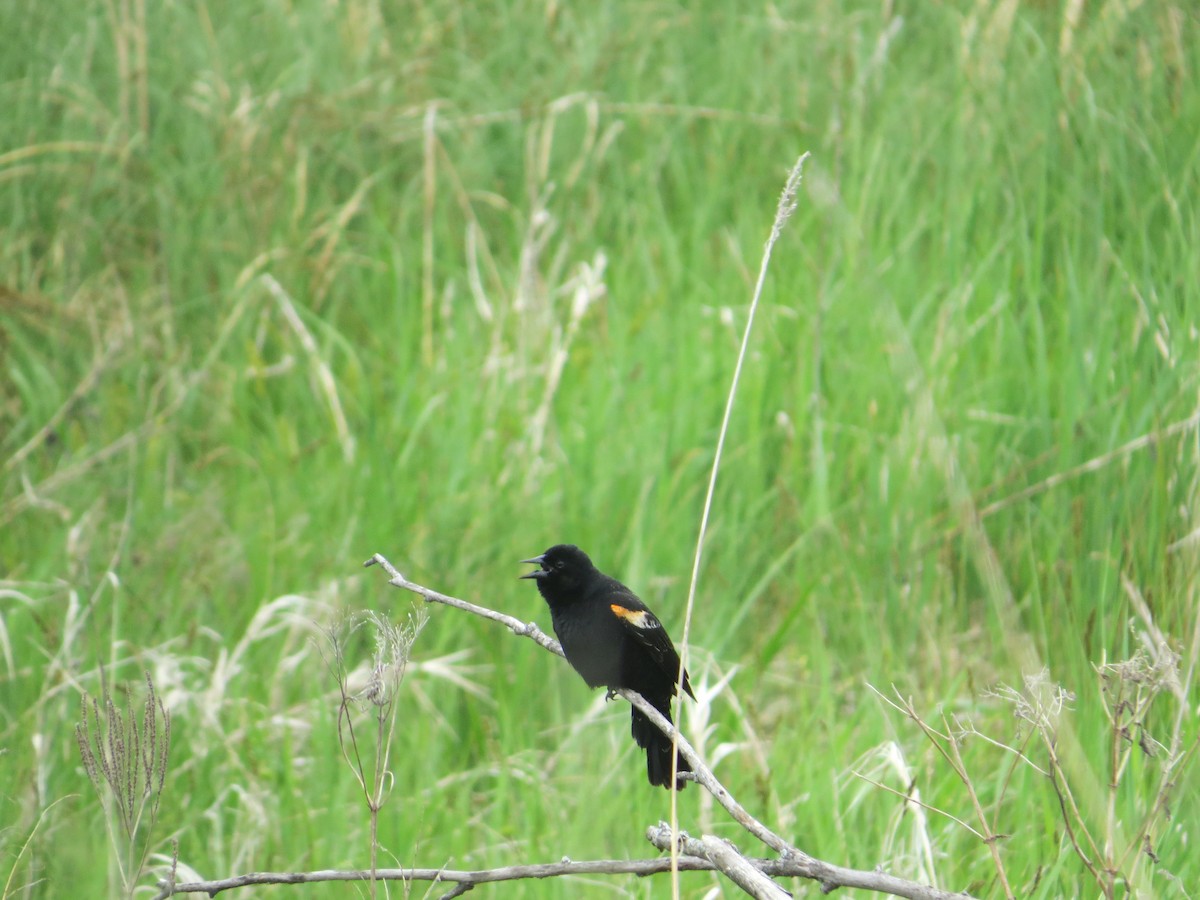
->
608, 597, 695, 699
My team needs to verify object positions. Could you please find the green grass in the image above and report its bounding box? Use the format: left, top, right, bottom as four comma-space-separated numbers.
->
2, 1, 1198, 897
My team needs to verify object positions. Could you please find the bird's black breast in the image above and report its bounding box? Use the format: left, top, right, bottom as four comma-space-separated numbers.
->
549, 594, 628, 690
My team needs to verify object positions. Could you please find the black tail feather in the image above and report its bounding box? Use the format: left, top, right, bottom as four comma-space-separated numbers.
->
630, 705, 690, 790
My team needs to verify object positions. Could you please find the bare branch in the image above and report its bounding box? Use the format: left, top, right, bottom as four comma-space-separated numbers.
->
615, 685, 792, 855
699, 835, 790, 899
154, 857, 723, 898
155, 840, 975, 900
646, 826, 964, 900
365, 554, 562, 656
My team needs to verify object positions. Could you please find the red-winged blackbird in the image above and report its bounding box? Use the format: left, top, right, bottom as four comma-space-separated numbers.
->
520, 544, 695, 790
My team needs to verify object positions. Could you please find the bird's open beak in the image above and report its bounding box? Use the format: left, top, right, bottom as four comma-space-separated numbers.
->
519, 555, 546, 579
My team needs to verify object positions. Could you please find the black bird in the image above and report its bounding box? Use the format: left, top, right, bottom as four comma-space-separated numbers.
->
520, 544, 695, 789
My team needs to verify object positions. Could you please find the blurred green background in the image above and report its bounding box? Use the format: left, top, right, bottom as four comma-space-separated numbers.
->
2, 0, 1198, 896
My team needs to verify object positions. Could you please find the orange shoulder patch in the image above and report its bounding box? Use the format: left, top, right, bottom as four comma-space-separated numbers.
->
610, 604, 651, 628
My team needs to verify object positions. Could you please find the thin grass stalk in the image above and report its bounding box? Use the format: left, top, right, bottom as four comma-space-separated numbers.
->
669, 152, 809, 898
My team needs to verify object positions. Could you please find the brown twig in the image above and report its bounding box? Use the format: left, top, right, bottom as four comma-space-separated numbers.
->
849, 770, 985, 840
939, 712, 1014, 898
865, 686, 1014, 898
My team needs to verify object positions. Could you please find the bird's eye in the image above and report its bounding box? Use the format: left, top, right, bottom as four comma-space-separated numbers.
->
554, 560, 565, 570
